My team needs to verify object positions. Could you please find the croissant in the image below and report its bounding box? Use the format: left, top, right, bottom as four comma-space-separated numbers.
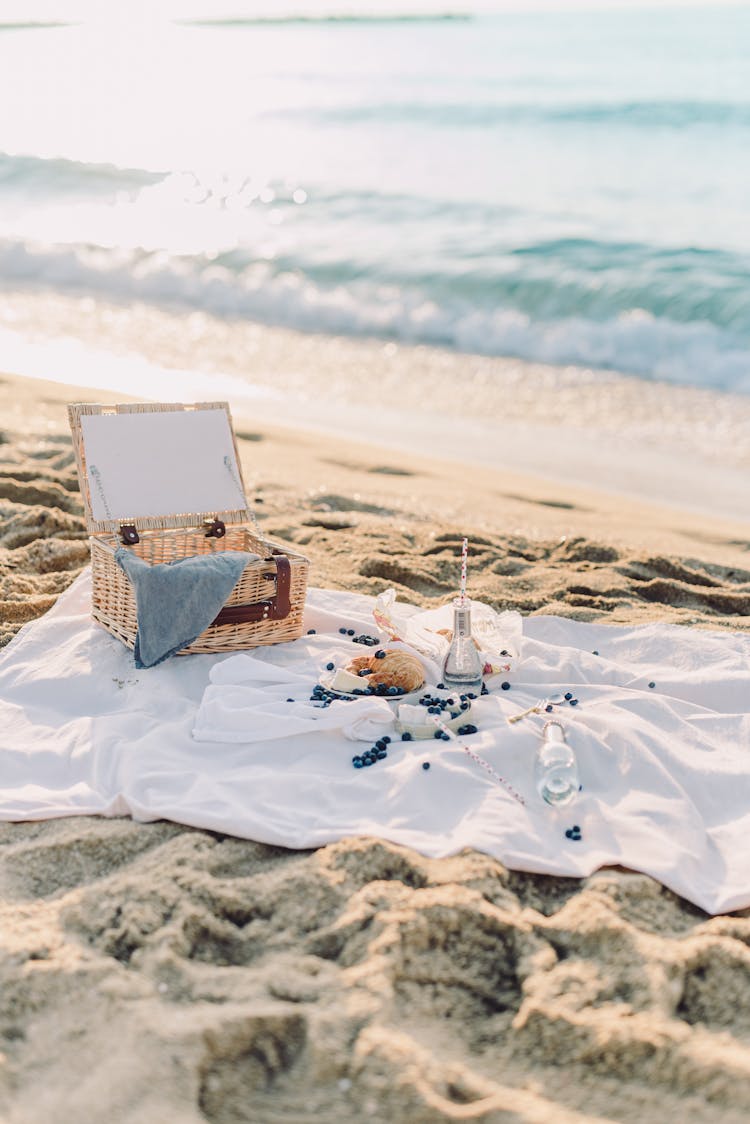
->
346, 649, 425, 692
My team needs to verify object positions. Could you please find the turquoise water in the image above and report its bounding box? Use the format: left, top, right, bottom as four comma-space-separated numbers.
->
1, 6, 749, 391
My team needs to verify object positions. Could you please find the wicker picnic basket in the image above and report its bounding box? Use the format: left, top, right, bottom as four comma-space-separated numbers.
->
68, 400, 309, 654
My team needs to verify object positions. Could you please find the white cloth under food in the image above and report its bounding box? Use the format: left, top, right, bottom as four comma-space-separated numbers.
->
1, 569, 749, 916
193, 652, 394, 743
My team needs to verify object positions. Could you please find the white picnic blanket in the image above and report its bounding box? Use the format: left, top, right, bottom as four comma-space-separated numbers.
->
1, 569, 749, 915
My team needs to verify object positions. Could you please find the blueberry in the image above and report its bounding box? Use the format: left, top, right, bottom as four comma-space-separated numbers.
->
353, 759, 364, 769
375, 739, 386, 750
565, 828, 573, 839
481, 684, 489, 695
347, 629, 355, 636
447, 698, 455, 706
564, 692, 573, 701
500, 682, 510, 691
382, 736, 391, 744
358, 668, 371, 677
569, 699, 578, 707
422, 762, 431, 771
545, 705, 553, 712
460, 702, 469, 711
352, 756, 362, 765
440, 731, 450, 740
467, 693, 477, 700
325, 662, 335, 671
401, 731, 413, 741
286, 698, 294, 703
307, 629, 316, 635
339, 627, 347, 634
572, 824, 580, 832
436, 683, 445, 690
433, 730, 442, 739
387, 686, 399, 696
592, 650, 599, 656
363, 757, 374, 767
648, 681, 656, 689
375, 650, 386, 659
377, 750, 387, 760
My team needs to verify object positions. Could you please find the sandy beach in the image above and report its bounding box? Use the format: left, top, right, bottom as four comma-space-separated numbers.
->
1, 363, 750, 1123
3, 7, 750, 1119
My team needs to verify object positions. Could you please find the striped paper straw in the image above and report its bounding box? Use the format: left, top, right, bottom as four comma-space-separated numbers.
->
460, 537, 468, 604
429, 716, 526, 807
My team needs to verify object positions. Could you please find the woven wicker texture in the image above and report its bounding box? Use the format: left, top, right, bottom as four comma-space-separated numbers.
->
91, 527, 308, 653
68, 401, 310, 654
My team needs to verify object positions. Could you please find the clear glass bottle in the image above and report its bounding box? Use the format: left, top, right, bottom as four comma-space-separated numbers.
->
535, 722, 579, 806
442, 599, 484, 695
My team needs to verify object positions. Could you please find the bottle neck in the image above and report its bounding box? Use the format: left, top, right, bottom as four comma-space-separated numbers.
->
452, 603, 472, 639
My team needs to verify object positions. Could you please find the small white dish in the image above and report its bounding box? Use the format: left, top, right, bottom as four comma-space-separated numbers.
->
395, 687, 473, 741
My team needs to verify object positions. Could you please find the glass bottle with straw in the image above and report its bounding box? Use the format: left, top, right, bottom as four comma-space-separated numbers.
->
442, 538, 484, 695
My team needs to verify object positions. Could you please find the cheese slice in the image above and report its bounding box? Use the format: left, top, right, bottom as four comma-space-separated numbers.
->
331, 667, 364, 693
398, 704, 426, 723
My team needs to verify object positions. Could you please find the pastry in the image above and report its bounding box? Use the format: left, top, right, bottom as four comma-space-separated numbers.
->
346, 649, 425, 692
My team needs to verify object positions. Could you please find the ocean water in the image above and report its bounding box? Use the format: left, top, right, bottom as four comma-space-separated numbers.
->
1, 5, 749, 394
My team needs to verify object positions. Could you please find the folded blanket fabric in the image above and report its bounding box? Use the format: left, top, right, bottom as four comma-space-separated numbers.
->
115, 548, 259, 668
193, 652, 395, 743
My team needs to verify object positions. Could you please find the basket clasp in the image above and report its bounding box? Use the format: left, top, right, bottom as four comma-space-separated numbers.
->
120, 524, 140, 545
203, 518, 226, 539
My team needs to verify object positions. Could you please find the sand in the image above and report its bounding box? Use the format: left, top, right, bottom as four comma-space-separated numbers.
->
1, 367, 750, 1123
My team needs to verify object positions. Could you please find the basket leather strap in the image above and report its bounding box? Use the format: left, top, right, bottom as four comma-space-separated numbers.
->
210, 555, 292, 627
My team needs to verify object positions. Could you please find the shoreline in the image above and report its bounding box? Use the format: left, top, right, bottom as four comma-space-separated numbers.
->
1, 292, 749, 522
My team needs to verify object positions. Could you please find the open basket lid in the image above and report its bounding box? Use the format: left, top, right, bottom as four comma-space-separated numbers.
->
68, 401, 252, 535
